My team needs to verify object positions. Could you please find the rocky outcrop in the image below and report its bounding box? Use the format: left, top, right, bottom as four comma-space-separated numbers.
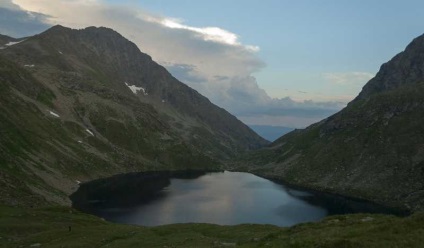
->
356, 33, 424, 100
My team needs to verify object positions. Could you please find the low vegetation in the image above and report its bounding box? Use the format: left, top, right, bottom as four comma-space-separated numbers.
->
1, 205, 423, 248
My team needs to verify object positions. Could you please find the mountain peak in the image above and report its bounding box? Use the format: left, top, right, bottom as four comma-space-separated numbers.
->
42, 25, 125, 39
42, 24, 71, 34
355, 32, 424, 101
0, 24, 268, 206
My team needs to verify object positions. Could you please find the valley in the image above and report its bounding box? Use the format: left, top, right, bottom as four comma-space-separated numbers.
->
236, 34, 424, 213
0, 24, 424, 247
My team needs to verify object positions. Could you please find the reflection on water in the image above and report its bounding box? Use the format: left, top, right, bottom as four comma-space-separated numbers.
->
71, 171, 401, 227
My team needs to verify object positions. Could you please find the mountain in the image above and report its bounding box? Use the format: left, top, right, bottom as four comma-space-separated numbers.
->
239, 33, 424, 212
248, 125, 294, 142
0, 34, 19, 49
0, 25, 268, 206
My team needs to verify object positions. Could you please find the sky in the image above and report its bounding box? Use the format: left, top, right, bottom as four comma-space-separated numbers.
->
1, 0, 424, 128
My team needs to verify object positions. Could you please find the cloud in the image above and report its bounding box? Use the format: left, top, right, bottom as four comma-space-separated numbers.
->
0, 2, 50, 38
9, 0, 263, 77
149, 17, 260, 52
323, 72, 374, 86
178, 75, 343, 125
163, 63, 207, 84
233, 94, 343, 128
0, 0, 20, 10
1, 0, 345, 128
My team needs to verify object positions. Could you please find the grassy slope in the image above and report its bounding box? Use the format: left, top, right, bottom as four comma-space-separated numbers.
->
0, 42, 219, 206
0, 205, 423, 248
236, 82, 424, 212
0, 26, 265, 206
236, 35, 424, 212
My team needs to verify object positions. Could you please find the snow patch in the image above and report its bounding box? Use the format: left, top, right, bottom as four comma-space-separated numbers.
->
5, 39, 25, 47
49, 111, 60, 118
24, 64, 35, 68
77, 140, 83, 144
58, 50, 63, 54
125, 82, 148, 95
162, 99, 166, 103
75, 180, 81, 184
86, 129, 94, 136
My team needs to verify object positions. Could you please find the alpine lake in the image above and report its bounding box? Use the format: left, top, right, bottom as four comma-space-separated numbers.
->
71, 171, 402, 227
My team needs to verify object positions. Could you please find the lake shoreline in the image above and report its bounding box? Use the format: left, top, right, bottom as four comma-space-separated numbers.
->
238, 170, 412, 216
70, 170, 409, 227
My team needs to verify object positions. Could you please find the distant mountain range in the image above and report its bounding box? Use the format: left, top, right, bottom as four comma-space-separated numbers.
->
0, 25, 268, 206
240, 33, 424, 213
248, 125, 294, 142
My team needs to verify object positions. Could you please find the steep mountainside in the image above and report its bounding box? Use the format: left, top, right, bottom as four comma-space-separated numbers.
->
0, 25, 267, 206
239, 33, 424, 212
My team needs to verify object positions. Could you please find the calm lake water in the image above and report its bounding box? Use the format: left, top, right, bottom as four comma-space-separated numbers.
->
71, 171, 399, 227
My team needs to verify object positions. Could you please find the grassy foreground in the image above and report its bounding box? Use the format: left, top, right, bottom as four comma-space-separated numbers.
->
1, 206, 424, 247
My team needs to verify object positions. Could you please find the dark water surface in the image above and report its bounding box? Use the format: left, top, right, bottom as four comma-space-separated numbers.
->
71, 171, 400, 227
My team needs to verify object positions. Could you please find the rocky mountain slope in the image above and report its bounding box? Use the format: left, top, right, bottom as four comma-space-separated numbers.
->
239, 33, 424, 212
0, 25, 267, 206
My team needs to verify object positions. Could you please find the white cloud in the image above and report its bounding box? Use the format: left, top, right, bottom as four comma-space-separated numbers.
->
154, 18, 260, 52
323, 72, 374, 86
2, 0, 345, 128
